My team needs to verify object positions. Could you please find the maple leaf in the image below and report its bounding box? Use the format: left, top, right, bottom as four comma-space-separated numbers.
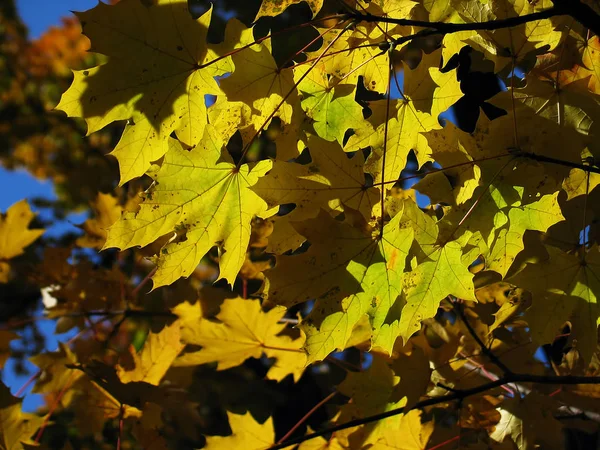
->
400, 237, 476, 342
219, 21, 297, 135
56, 0, 231, 184
551, 36, 600, 96
0, 200, 44, 283
371, 410, 434, 450
256, 0, 324, 19
175, 298, 306, 382
117, 321, 184, 385
104, 126, 272, 288
76, 192, 122, 249
336, 357, 406, 447
0, 381, 44, 449
294, 61, 365, 143
268, 209, 413, 360
252, 134, 379, 230
459, 0, 563, 72
30, 343, 82, 398
486, 191, 565, 277
310, 27, 390, 94
348, 49, 462, 182
490, 393, 563, 450
562, 168, 600, 200
490, 74, 600, 142
510, 244, 600, 363
204, 411, 274, 450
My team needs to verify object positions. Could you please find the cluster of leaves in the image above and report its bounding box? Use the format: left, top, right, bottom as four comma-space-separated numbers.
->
4, 0, 600, 448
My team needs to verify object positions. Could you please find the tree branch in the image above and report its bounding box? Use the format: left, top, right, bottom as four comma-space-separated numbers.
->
552, 0, 600, 37
349, 6, 565, 38
347, 2, 600, 48
268, 373, 600, 450
511, 148, 600, 174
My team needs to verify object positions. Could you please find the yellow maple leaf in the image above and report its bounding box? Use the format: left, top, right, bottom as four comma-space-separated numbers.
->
76, 192, 122, 249
253, 134, 379, 224
255, 0, 324, 20
30, 343, 82, 398
336, 357, 405, 447
220, 21, 297, 130
0, 200, 44, 283
462, 0, 563, 72
205, 411, 274, 450
371, 410, 434, 450
350, 49, 461, 182
175, 298, 306, 382
56, 0, 231, 184
562, 168, 600, 200
117, 321, 185, 385
0, 381, 44, 449
104, 126, 272, 288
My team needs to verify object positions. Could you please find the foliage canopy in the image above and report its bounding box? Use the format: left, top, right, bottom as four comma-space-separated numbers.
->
3, 0, 600, 448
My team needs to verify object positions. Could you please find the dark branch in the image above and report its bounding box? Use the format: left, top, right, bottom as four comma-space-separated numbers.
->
553, 0, 600, 37
348, 1, 600, 47
348, 6, 566, 45
269, 373, 600, 450
511, 149, 600, 175
61, 309, 177, 319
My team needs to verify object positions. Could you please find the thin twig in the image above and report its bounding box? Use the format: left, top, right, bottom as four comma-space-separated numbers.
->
35, 372, 77, 442
117, 404, 124, 450
268, 373, 600, 449
453, 301, 513, 375
276, 392, 337, 445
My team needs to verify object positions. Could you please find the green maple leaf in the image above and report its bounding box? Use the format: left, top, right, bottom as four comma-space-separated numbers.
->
56, 0, 230, 184
294, 61, 366, 143
400, 237, 476, 341
268, 209, 413, 360
486, 191, 565, 277
104, 126, 272, 288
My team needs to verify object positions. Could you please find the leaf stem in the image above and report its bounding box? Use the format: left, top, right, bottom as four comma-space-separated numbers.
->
236, 19, 354, 168
34, 372, 77, 443
131, 267, 157, 296
453, 301, 513, 375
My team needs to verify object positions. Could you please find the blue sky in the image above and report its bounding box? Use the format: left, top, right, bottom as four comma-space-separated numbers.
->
16, 0, 98, 38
